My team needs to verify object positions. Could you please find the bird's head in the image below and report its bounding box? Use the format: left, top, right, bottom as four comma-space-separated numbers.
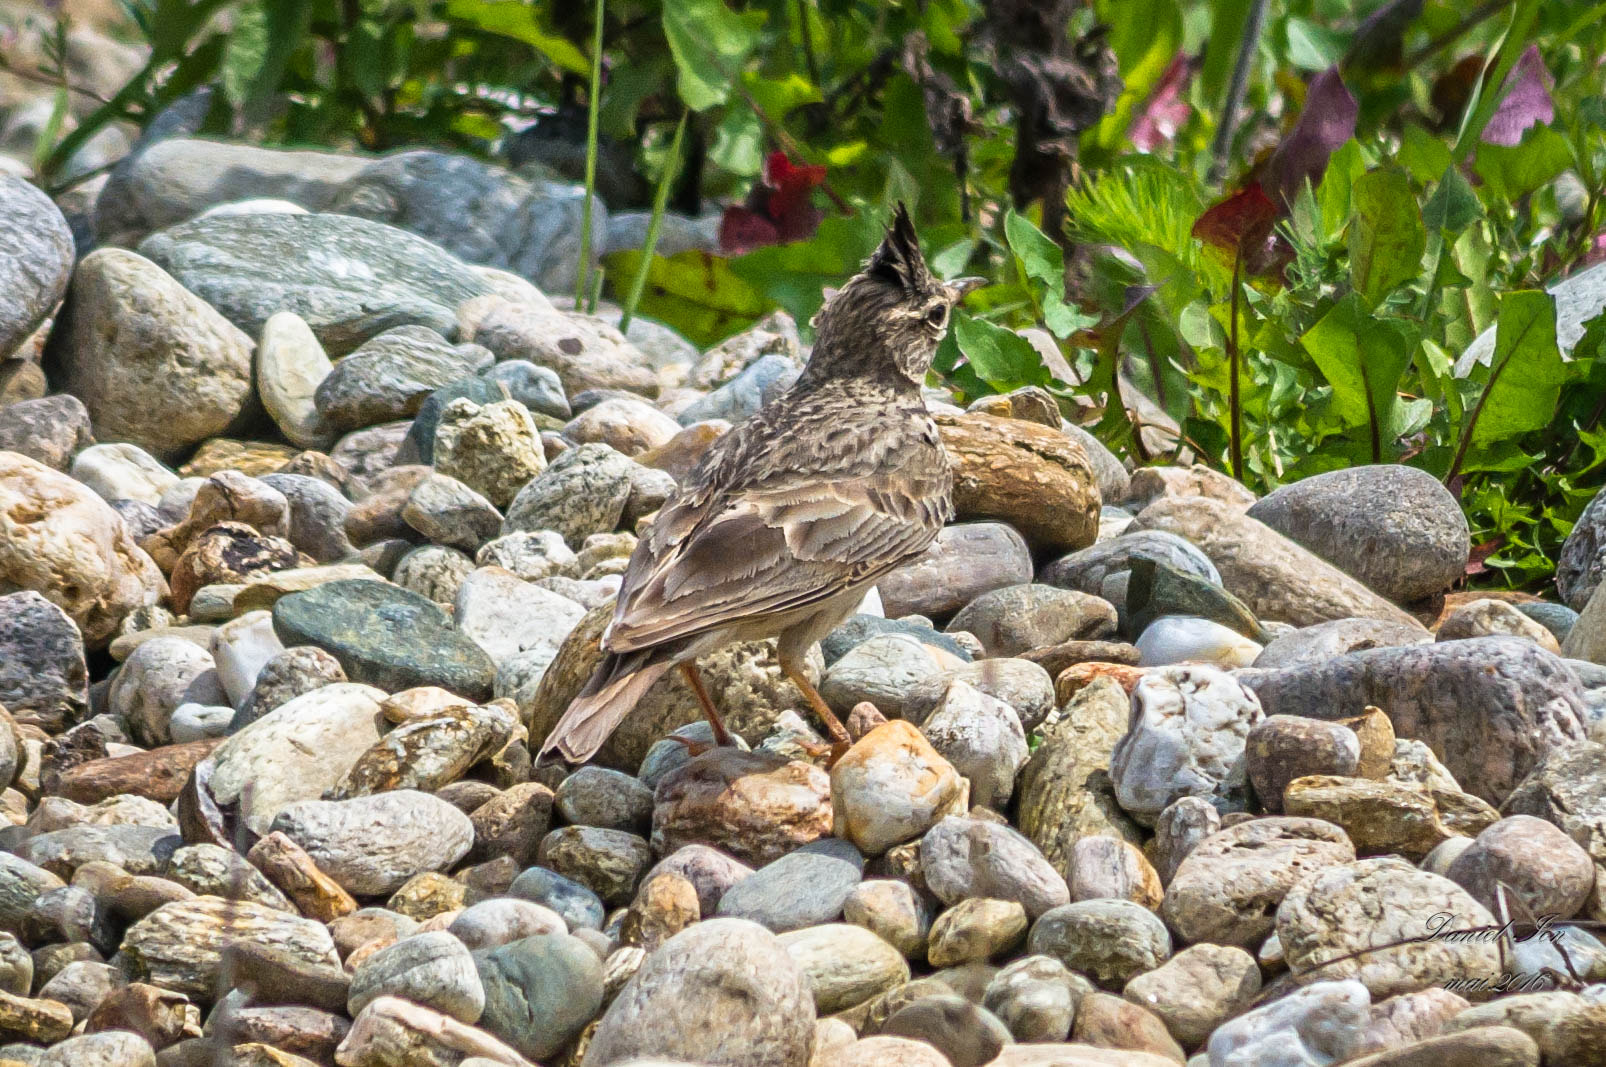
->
807, 203, 984, 387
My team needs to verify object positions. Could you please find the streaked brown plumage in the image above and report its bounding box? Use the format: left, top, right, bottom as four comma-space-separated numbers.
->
541, 204, 978, 764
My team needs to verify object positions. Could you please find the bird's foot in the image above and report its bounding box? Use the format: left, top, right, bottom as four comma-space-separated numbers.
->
798, 738, 853, 768
664, 735, 713, 757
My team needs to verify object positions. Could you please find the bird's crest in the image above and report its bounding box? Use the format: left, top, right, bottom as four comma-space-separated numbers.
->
864, 202, 933, 294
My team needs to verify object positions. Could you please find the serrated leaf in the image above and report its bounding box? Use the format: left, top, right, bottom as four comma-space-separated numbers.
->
1467, 289, 1566, 448
953, 312, 1051, 391
1301, 292, 1413, 443
1349, 166, 1425, 307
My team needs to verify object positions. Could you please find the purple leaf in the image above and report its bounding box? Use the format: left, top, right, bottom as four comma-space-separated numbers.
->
1482, 45, 1554, 147
1263, 66, 1358, 211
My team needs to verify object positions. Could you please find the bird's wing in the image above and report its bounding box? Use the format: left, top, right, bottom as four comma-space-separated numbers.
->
602, 459, 949, 654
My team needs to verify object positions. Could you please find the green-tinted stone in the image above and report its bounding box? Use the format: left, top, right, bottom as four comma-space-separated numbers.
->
1126, 557, 1269, 643
402, 376, 508, 463
137, 212, 491, 355
271, 579, 495, 698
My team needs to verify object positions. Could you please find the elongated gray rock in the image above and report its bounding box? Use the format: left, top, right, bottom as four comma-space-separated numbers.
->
1132, 496, 1425, 629
137, 212, 491, 355
1246, 466, 1469, 604
270, 790, 474, 896
1242, 636, 1589, 803
0, 176, 73, 361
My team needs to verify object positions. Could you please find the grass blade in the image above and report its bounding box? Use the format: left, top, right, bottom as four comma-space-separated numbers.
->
574, 0, 604, 304
619, 113, 688, 334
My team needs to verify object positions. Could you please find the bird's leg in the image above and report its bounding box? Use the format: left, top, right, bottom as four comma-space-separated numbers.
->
678, 661, 735, 748
779, 654, 852, 765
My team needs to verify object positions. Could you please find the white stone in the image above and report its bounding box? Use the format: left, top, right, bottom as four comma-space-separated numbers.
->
453, 566, 586, 666
208, 682, 386, 834
109, 636, 224, 747
210, 609, 285, 709
921, 680, 1029, 809
1137, 616, 1262, 668
168, 702, 235, 742
258, 311, 337, 449
1206, 979, 1370, 1067
68, 444, 178, 506
1109, 664, 1264, 824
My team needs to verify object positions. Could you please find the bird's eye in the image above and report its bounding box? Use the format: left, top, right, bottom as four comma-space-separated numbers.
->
925, 305, 949, 329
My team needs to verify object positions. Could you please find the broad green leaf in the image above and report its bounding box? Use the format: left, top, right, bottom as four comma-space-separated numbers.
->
1349, 167, 1425, 307
953, 312, 1051, 391
662, 0, 763, 112
1423, 166, 1481, 232
1397, 125, 1453, 185
1300, 292, 1413, 441
444, 0, 587, 73
1285, 18, 1347, 71
930, 239, 977, 280
1005, 209, 1063, 288
1467, 289, 1566, 448
601, 248, 768, 347
1317, 139, 1366, 243
729, 214, 885, 329
1474, 125, 1573, 201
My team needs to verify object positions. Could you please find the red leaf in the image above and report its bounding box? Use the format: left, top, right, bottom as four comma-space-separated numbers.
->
719, 151, 828, 254
1192, 182, 1279, 252
718, 207, 781, 256
1482, 45, 1554, 147
1263, 66, 1358, 211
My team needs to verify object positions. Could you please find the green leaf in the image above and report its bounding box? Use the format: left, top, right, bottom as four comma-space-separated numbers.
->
1201, 0, 1253, 111
953, 312, 1051, 391
1005, 209, 1064, 287
1423, 166, 1482, 232
1397, 125, 1453, 185
662, 0, 763, 111
729, 214, 885, 328
444, 0, 587, 73
1467, 290, 1566, 448
1300, 292, 1413, 444
1474, 125, 1573, 201
930, 239, 977, 280
601, 248, 768, 346
1349, 167, 1425, 307
1285, 18, 1347, 71
1317, 140, 1366, 243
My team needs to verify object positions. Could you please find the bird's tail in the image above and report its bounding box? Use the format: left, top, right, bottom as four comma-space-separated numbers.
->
539, 649, 674, 764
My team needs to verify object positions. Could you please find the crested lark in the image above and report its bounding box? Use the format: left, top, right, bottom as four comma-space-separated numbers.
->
541, 204, 979, 764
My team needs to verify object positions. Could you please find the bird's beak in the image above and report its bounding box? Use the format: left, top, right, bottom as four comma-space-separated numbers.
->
950, 276, 988, 300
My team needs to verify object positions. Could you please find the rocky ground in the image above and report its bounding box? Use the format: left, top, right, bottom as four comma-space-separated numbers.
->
7, 33, 1606, 1067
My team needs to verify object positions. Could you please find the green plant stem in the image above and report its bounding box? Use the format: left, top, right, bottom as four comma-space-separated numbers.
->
1227, 248, 1245, 481
620, 113, 688, 334
575, 0, 604, 305
1445, 308, 1545, 488
795, 0, 820, 86
1208, 0, 1269, 185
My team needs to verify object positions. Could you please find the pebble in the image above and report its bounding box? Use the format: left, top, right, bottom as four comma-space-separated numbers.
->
1245, 715, 1362, 812
347, 931, 484, 1023
1439, 598, 1560, 652
1206, 979, 1370, 1067
52, 249, 254, 461
507, 866, 605, 932
652, 748, 832, 867
879, 522, 1035, 620
1135, 616, 1262, 668
434, 398, 547, 510
536, 825, 653, 906
1027, 898, 1171, 988
1246, 636, 1588, 804
258, 311, 337, 449
272, 579, 497, 699
947, 583, 1117, 657
777, 922, 909, 1014
1444, 814, 1596, 918
0, 452, 166, 649
474, 932, 602, 1060
921, 816, 1070, 919
1277, 858, 1501, 998
269, 790, 474, 896
1246, 465, 1470, 604
585, 919, 814, 1067
1162, 816, 1355, 948
927, 897, 1029, 967
881, 994, 1015, 1066
1109, 664, 1264, 823
716, 838, 864, 932
119, 896, 339, 1001
1134, 496, 1425, 629
830, 721, 967, 855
